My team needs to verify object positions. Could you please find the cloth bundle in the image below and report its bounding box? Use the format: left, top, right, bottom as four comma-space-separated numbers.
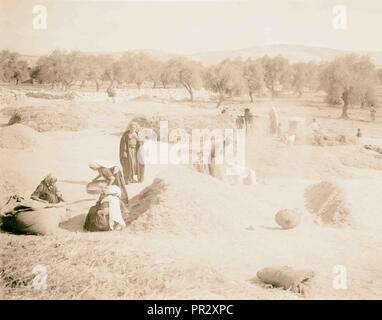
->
257, 266, 315, 296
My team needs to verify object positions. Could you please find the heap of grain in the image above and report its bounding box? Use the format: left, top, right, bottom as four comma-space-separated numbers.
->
0, 124, 42, 149
304, 180, 354, 228
126, 165, 272, 235
2, 104, 126, 132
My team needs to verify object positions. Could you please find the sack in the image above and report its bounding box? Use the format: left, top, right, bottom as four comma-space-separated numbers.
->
1, 205, 63, 235
275, 209, 301, 229
83, 204, 110, 232
86, 180, 108, 195
257, 266, 315, 295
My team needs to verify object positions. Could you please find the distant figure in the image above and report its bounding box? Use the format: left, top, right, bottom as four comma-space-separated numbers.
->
208, 137, 223, 179
30, 174, 64, 204
107, 86, 116, 103
356, 128, 362, 138
370, 105, 376, 121
119, 122, 145, 184
244, 108, 254, 134
236, 115, 244, 130
311, 118, 322, 146
269, 107, 279, 135
89, 160, 128, 205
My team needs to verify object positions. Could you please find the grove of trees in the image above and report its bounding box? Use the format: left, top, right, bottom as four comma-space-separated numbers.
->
1, 48, 381, 118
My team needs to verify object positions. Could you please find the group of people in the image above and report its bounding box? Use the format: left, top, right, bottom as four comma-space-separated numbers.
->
236, 108, 254, 134
85, 121, 145, 231
1, 121, 147, 234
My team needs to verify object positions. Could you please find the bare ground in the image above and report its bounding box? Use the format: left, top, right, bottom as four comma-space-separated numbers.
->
1, 90, 382, 299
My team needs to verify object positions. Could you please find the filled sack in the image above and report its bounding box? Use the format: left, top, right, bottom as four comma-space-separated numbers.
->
1, 205, 63, 235
275, 209, 301, 229
83, 202, 110, 232
83, 199, 128, 232
304, 181, 354, 228
257, 266, 315, 295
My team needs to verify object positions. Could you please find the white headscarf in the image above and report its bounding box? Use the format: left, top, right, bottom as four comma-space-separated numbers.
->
102, 185, 125, 230
104, 185, 121, 198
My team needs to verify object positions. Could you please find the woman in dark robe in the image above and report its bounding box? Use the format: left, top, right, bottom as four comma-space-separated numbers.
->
89, 160, 128, 205
30, 174, 65, 204
119, 122, 145, 184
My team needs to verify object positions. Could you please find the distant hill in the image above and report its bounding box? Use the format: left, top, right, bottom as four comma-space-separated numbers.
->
20, 44, 382, 67
19, 49, 179, 67
190, 44, 382, 67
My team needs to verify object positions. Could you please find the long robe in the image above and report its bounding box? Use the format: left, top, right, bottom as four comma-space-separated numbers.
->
30, 180, 64, 204
119, 131, 145, 184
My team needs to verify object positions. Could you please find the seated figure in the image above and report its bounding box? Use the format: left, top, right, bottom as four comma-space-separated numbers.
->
30, 174, 64, 204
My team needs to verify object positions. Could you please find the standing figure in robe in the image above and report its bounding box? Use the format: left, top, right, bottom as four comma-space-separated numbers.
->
119, 122, 145, 184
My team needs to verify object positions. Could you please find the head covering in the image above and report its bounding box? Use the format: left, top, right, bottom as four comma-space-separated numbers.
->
44, 174, 57, 185
104, 185, 121, 198
127, 121, 140, 133
89, 160, 121, 170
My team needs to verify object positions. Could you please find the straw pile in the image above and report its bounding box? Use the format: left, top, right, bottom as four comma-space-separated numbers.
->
304, 181, 354, 228
0, 124, 42, 149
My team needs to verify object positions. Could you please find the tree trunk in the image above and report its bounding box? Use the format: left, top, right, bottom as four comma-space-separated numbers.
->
80, 80, 85, 89
152, 81, 156, 89
95, 80, 100, 92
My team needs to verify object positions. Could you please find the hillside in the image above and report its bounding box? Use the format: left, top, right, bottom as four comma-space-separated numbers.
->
190, 44, 382, 66
19, 44, 382, 67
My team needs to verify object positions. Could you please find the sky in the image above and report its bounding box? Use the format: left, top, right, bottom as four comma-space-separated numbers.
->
0, 0, 382, 55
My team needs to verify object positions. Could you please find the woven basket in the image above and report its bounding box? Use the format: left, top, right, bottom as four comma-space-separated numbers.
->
86, 180, 107, 195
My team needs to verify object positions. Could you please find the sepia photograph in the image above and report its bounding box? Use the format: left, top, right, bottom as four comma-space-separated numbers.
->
0, 0, 381, 304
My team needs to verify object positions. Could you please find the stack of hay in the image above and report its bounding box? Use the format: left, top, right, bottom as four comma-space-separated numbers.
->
0, 124, 42, 149
304, 180, 354, 228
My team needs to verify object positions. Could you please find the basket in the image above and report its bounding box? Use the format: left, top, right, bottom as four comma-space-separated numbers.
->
86, 180, 108, 195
